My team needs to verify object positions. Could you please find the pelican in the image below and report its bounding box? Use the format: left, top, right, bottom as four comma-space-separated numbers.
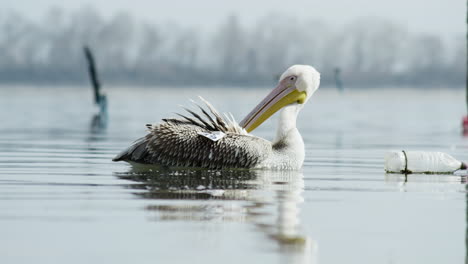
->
113, 65, 320, 170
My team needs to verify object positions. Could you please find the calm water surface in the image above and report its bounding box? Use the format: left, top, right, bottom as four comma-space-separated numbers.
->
1, 86, 467, 264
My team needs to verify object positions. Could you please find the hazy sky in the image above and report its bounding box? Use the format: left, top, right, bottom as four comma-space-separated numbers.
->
4, 0, 465, 39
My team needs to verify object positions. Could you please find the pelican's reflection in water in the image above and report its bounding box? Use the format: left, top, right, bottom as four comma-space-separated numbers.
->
116, 168, 317, 264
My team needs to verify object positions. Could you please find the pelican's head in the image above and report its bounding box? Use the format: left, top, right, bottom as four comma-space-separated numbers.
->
240, 65, 320, 132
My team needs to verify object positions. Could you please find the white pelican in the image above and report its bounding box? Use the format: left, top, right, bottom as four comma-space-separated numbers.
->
113, 65, 320, 170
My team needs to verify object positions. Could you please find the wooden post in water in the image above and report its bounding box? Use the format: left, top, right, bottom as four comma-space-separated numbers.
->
83, 45, 107, 130
334, 67, 344, 93
83, 46, 102, 105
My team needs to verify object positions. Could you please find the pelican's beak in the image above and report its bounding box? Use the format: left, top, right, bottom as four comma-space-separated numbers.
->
240, 82, 307, 133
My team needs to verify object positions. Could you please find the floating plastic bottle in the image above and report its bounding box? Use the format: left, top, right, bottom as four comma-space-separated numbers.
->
384, 151, 466, 174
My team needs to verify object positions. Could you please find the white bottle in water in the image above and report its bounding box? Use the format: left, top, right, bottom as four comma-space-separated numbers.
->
384, 151, 466, 174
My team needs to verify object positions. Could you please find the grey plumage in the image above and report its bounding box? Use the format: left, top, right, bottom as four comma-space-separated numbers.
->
113, 98, 271, 169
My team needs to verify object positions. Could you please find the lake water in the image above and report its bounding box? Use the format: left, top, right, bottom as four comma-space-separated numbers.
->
1, 85, 467, 264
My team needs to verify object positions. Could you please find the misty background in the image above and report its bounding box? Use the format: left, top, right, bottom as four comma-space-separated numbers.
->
0, 2, 465, 87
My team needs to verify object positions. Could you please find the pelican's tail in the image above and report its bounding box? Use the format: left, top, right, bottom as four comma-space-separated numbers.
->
112, 136, 149, 163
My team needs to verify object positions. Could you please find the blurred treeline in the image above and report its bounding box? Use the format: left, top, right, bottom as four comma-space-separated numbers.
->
0, 7, 464, 87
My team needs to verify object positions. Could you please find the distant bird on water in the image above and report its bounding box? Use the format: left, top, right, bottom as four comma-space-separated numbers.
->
113, 65, 320, 170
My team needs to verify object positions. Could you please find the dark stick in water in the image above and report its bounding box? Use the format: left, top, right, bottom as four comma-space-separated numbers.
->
83, 45, 108, 130
83, 46, 102, 105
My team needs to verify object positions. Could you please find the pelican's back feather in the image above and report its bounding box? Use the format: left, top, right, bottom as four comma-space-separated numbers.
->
113, 99, 271, 169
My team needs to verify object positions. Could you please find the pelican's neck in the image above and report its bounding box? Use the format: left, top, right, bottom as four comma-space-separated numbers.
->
254, 103, 305, 170
265, 103, 305, 170
274, 103, 302, 144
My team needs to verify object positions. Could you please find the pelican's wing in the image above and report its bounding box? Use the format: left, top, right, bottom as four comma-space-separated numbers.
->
113, 99, 272, 169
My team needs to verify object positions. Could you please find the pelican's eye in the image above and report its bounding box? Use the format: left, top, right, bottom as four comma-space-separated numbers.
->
289, 76, 296, 81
